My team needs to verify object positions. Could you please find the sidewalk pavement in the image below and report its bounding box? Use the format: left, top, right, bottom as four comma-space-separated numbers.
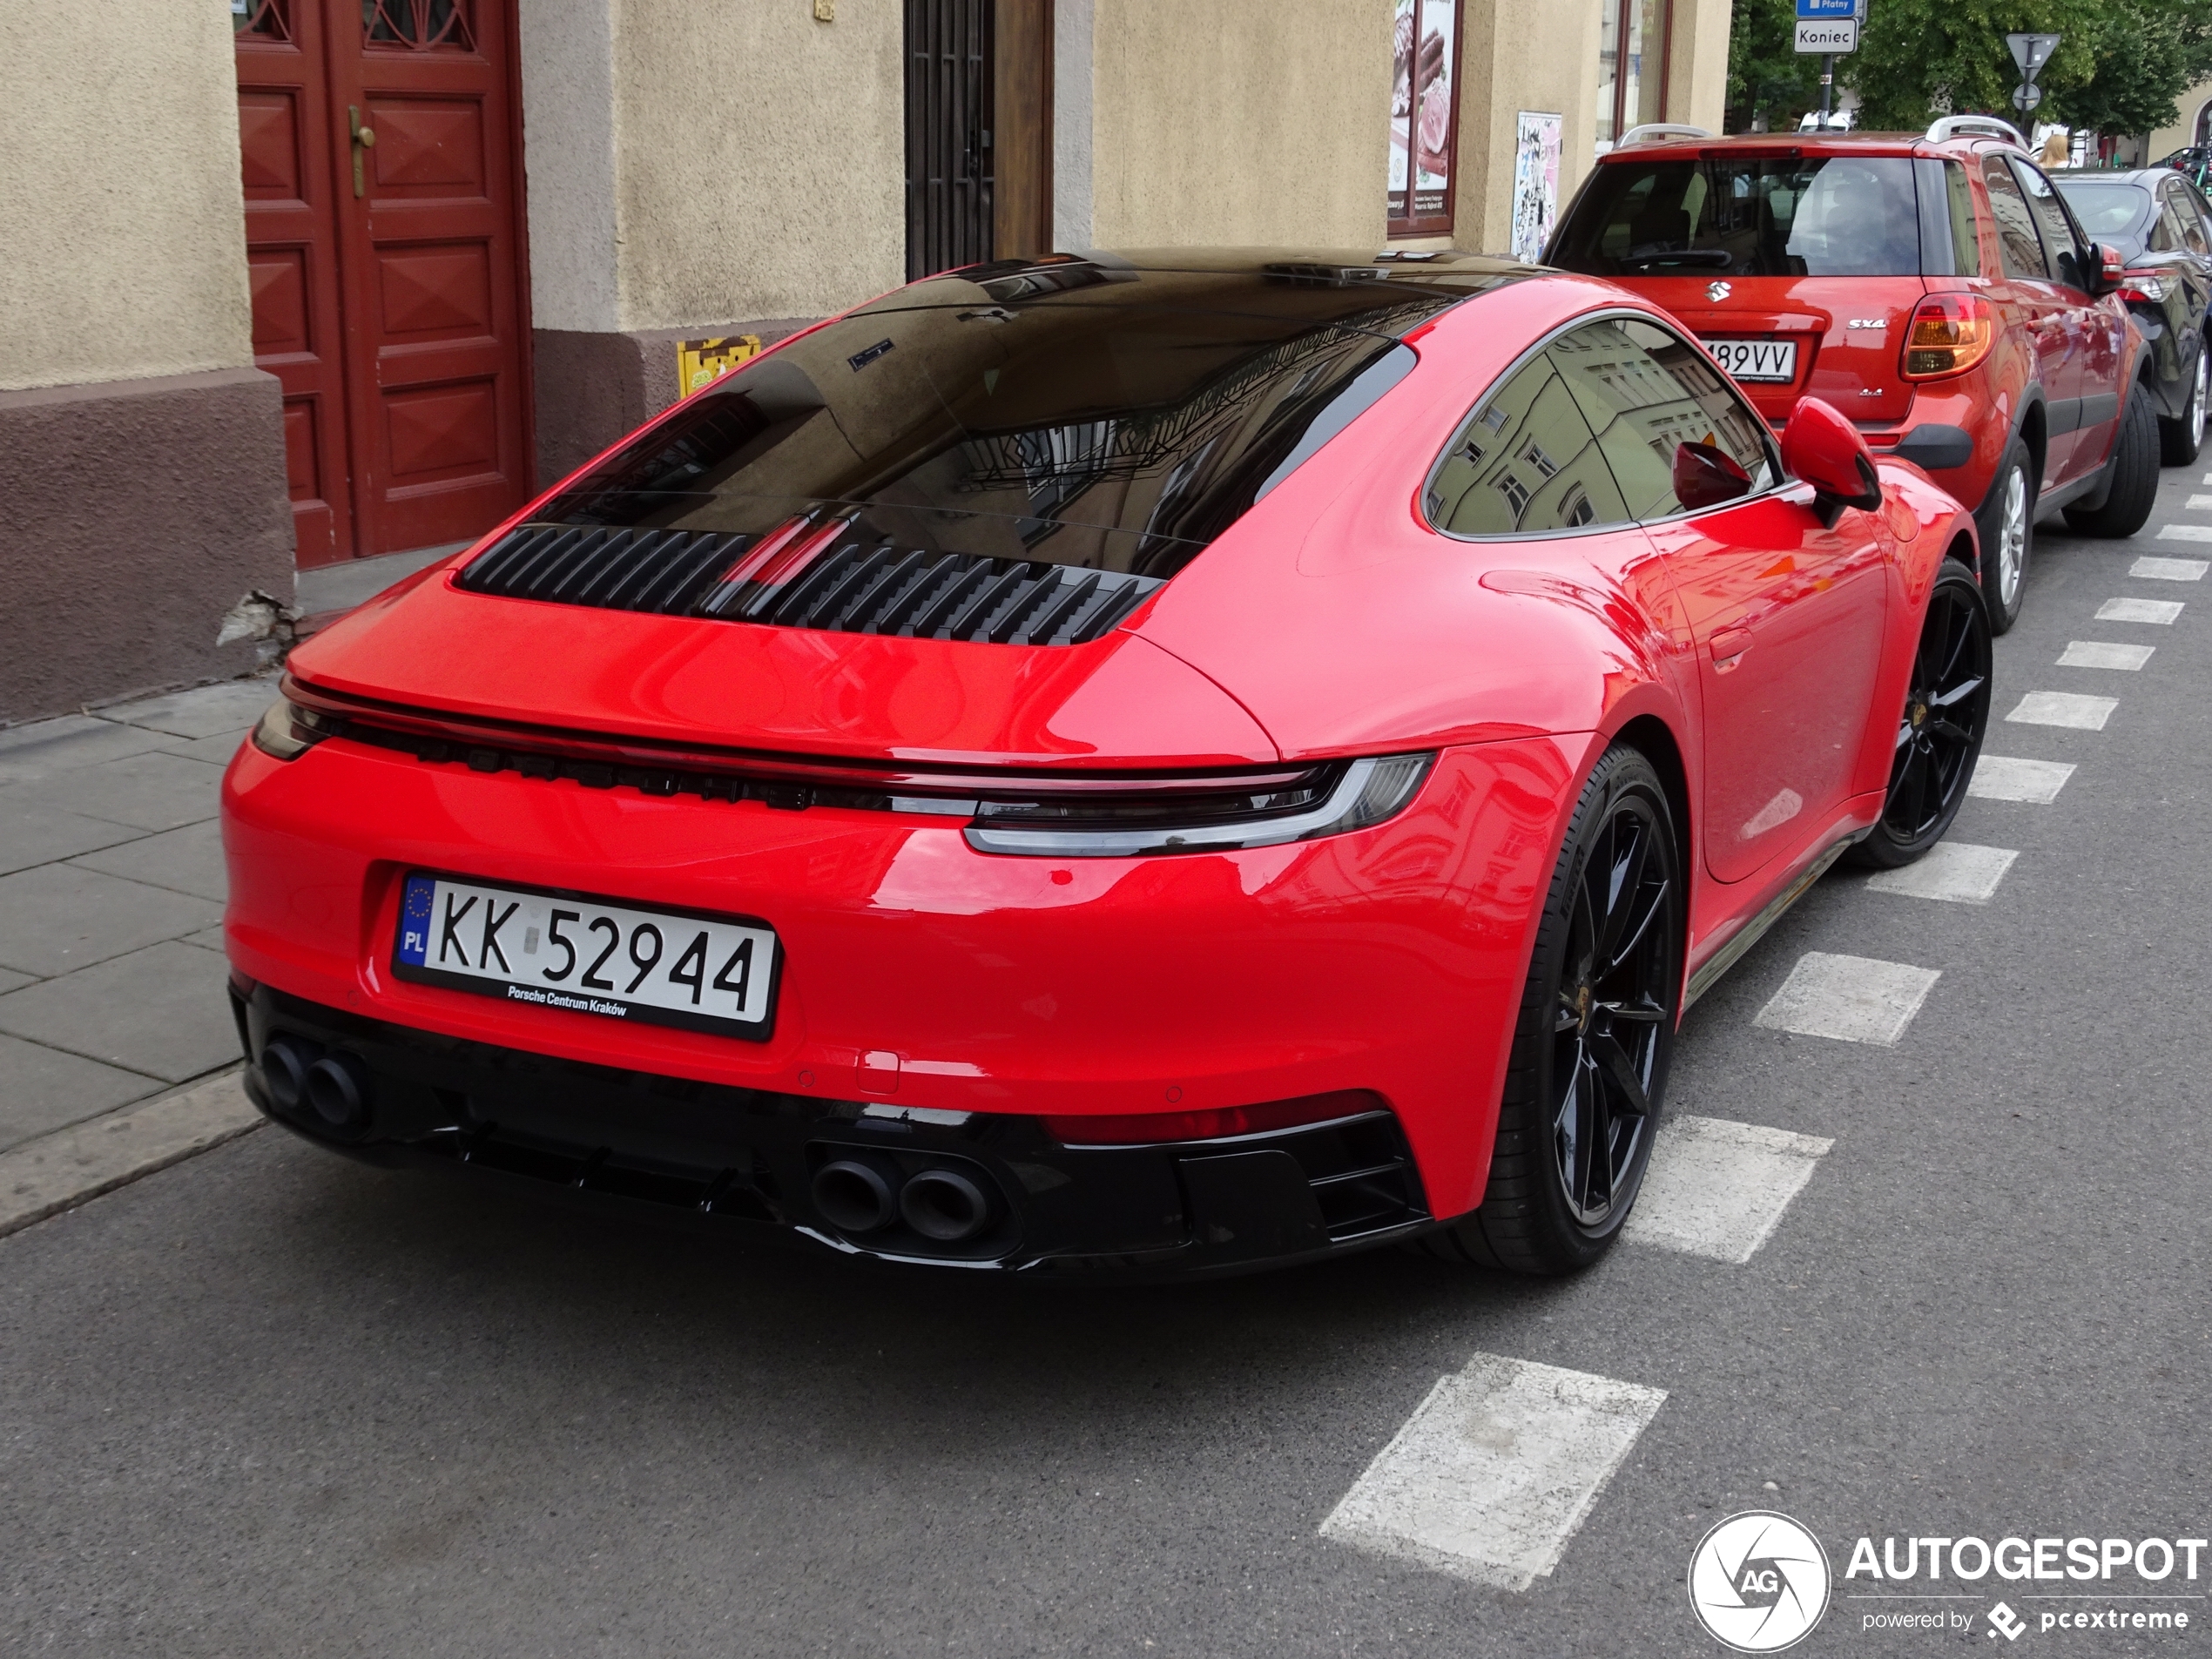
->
0, 678, 276, 1203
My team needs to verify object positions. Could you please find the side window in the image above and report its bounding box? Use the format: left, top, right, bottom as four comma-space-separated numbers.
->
1982, 156, 2049, 280
1946, 162, 1982, 276
2149, 195, 2184, 253
1426, 349, 1632, 536
1550, 316, 1776, 520
2186, 186, 2212, 255
2165, 185, 2211, 256
2012, 158, 2088, 291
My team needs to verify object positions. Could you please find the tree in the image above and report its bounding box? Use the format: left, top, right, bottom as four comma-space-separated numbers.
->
1726, 0, 1827, 131
1841, 0, 2105, 132
2049, 0, 2212, 138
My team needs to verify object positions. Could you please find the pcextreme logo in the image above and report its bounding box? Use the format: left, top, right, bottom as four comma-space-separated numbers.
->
1689, 1512, 1833, 1652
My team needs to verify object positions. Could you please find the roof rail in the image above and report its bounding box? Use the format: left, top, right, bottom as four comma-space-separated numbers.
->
1926, 115, 2027, 148
1617, 124, 1713, 146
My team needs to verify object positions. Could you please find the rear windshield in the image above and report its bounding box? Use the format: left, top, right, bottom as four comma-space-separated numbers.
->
2054, 181, 2150, 237
539, 260, 1499, 581
1551, 155, 1924, 278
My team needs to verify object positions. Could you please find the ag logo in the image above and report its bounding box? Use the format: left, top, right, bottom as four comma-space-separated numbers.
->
1688, 1511, 1832, 1652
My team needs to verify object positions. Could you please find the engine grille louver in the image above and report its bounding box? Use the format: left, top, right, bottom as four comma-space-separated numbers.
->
455, 523, 1161, 646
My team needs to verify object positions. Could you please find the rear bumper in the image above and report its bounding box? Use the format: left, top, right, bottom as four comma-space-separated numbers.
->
233, 980, 1433, 1277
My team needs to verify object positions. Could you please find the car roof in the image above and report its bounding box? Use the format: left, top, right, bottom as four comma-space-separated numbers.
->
2050, 169, 2170, 186
1597, 131, 2019, 164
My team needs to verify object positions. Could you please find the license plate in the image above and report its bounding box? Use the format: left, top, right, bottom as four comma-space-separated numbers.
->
393, 873, 779, 1041
1705, 339, 1798, 382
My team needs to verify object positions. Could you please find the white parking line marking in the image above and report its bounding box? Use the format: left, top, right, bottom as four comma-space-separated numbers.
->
1967, 756, 2075, 802
1320, 1353, 1666, 1591
1623, 1116, 1833, 1264
2096, 597, 2183, 624
2058, 640, 2155, 671
1754, 952, 1941, 1047
2006, 691, 2118, 730
2132, 555, 2209, 578
1865, 840, 2019, 904
2151, 527, 2212, 545
2188, 496, 2212, 511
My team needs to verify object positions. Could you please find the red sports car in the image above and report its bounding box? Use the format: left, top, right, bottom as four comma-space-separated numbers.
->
223, 250, 1990, 1278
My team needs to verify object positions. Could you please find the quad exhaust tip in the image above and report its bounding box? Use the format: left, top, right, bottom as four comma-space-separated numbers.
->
810, 1157, 998, 1244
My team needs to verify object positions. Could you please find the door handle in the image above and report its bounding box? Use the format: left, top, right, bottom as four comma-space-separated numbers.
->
1710, 626, 1753, 671
348, 105, 376, 198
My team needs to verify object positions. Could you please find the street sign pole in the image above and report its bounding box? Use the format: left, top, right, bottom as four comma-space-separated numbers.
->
1795, 0, 1858, 129
1821, 54, 1834, 122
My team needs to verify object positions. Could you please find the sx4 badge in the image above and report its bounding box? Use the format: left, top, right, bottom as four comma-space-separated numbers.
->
1689, 1512, 1833, 1652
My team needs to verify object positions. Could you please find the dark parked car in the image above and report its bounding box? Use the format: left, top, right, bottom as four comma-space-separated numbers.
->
2055, 168, 2212, 463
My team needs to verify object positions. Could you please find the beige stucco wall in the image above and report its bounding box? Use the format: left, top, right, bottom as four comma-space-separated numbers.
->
0, 0, 253, 391
1668, 0, 1732, 136
2148, 78, 2212, 159
1451, 0, 1605, 255
605, 0, 906, 329
1081, 0, 1393, 250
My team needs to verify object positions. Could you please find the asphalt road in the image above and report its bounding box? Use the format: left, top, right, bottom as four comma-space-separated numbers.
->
4, 466, 2209, 1658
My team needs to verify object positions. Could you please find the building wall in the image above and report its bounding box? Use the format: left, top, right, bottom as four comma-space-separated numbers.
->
0, 0, 256, 391
1076, 0, 1393, 251
523, 0, 907, 481
0, 0, 291, 722
1452, 0, 1606, 254
2148, 78, 2212, 161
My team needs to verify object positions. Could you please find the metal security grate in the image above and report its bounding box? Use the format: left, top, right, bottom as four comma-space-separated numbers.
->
455, 524, 1160, 646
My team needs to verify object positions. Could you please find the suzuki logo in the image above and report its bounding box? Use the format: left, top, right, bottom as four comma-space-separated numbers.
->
1707, 280, 1733, 300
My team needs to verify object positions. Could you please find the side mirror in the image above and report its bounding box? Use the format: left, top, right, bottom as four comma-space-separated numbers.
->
1672, 440, 1753, 510
1780, 396, 1882, 515
2094, 241, 2126, 295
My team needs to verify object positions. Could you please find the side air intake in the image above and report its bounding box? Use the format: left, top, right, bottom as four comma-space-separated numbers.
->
455, 523, 1162, 646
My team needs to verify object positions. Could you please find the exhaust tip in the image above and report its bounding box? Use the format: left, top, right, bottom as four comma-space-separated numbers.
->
898, 1167, 994, 1243
261, 1035, 319, 1113
304, 1051, 373, 1133
812, 1159, 897, 1234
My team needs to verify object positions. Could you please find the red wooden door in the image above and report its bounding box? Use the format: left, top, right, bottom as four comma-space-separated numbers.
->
235, 0, 532, 569
236, 0, 356, 564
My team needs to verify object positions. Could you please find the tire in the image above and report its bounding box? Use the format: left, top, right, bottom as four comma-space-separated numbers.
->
1846, 560, 1993, 870
2065, 381, 2160, 538
1421, 745, 1683, 1276
2159, 339, 2207, 467
1973, 436, 2033, 636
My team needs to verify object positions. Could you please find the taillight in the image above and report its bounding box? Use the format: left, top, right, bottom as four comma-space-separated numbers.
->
1900, 294, 1995, 380
250, 692, 337, 760
2119, 271, 2168, 304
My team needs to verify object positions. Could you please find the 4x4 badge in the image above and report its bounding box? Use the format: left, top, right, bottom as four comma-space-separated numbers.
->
1708, 280, 1732, 300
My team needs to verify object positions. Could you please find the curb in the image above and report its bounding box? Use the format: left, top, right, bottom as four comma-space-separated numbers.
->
0, 1068, 264, 1240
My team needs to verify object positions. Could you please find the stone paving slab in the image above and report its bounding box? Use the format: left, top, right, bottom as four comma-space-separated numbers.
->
71, 819, 227, 903
0, 941, 237, 1083
0, 968, 30, 995
0, 1068, 260, 1238
156, 729, 252, 766
27, 750, 227, 833
99, 681, 276, 740
0, 795, 146, 878
0, 864, 223, 978
0, 1032, 155, 1153
0, 717, 178, 781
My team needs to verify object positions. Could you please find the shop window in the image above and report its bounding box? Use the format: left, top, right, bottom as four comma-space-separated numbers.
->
1596, 0, 1672, 152
1388, 0, 1463, 235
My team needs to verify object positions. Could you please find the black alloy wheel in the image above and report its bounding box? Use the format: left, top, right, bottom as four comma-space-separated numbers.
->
1548, 795, 1674, 1228
1422, 745, 1682, 1275
2159, 338, 2206, 467
1849, 560, 1993, 869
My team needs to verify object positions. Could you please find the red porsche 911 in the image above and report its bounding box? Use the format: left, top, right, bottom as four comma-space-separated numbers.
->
223, 250, 1990, 1278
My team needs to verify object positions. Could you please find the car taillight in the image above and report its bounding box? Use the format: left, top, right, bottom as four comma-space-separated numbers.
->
250, 693, 337, 760
1900, 294, 1995, 380
2119, 271, 2168, 304
962, 753, 1433, 858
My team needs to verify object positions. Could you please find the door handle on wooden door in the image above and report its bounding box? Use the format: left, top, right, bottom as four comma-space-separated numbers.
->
347, 105, 376, 198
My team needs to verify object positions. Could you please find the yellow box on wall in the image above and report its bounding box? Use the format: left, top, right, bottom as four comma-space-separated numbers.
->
677, 334, 762, 395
